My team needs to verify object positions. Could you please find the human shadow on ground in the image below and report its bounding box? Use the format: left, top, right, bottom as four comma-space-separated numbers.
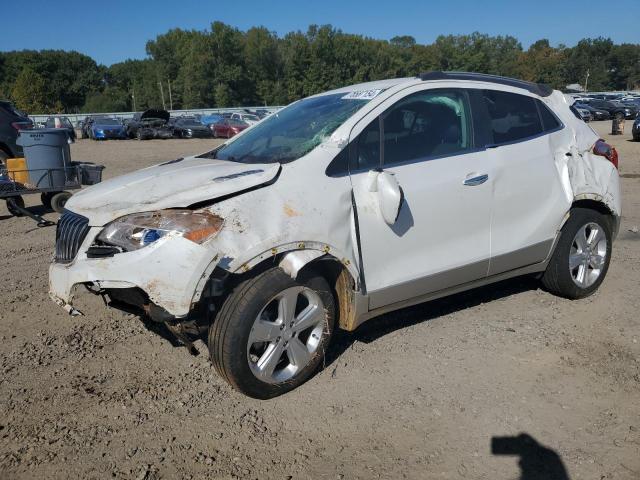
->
491, 433, 570, 480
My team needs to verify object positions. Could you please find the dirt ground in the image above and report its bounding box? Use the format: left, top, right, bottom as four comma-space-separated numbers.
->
1, 122, 639, 480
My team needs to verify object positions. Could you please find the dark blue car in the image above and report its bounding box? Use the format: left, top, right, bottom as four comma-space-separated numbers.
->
90, 117, 127, 140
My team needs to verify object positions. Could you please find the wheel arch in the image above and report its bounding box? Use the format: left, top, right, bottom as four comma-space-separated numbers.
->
571, 197, 615, 216
281, 252, 360, 332
570, 197, 619, 238
220, 248, 361, 332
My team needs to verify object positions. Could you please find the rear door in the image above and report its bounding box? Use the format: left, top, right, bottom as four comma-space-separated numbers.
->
478, 89, 569, 275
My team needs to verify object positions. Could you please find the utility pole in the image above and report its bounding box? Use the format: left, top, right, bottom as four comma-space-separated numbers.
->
584, 69, 590, 94
167, 79, 173, 111
132, 88, 136, 112
158, 81, 166, 110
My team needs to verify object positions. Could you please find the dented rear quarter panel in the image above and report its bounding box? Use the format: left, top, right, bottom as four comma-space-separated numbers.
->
545, 91, 622, 219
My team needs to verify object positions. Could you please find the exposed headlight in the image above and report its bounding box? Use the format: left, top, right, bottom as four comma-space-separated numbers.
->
97, 209, 223, 251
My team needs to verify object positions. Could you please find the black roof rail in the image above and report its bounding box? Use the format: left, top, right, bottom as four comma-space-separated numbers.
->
418, 71, 553, 97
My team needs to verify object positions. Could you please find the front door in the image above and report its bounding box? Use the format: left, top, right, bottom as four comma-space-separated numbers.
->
350, 88, 493, 310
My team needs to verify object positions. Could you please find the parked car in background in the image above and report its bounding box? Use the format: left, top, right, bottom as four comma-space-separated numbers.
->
44, 116, 76, 141
255, 109, 272, 119
199, 114, 224, 126
50, 72, 621, 398
572, 105, 592, 122
230, 112, 260, 125
89, 117, 127, 140
126, 109, 173, 140
0, 100, 32, 164
632, 116, 640, 141
619, 103, 638, 119
574, 103, 609, 121
580, 99, 631, 119
211, 118, 249, 138
620, 98, 640, 112
172, 117, 213, 138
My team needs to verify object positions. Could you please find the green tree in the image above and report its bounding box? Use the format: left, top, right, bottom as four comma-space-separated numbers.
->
517, 39, 568, 89
565, 38, 613, 91
11, 68, 62, 113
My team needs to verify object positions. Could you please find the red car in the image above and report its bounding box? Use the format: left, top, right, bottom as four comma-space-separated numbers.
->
211, 119, 249, 139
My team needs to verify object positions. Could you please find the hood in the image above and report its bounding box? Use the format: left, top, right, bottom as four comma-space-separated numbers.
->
65, 156, 281, 226
141, 109, 170, 122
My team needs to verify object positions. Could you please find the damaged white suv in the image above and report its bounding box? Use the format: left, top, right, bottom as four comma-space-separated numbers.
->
50, 72, 621, 398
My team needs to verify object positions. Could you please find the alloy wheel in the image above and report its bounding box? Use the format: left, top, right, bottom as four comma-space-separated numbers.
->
247, 286, 325, 384
569, 222, 607, 288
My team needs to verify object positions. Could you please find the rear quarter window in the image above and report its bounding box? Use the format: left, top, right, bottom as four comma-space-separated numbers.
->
482, 90, 543, 145
537, 100, 562, 131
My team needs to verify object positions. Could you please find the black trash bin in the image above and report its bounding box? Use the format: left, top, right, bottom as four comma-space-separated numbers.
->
16, 129, 74, 188
72, 162, 105, 185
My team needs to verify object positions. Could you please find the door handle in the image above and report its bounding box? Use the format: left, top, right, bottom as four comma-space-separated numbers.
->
463, 173, 489, 186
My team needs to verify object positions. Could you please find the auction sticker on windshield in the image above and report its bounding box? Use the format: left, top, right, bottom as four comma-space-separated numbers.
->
342, 89, 383, 100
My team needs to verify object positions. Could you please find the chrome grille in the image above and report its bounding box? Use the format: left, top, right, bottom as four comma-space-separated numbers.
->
55, 211, 90, 264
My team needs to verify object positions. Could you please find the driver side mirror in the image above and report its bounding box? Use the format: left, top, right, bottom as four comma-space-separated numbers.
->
368, 170, 403, 225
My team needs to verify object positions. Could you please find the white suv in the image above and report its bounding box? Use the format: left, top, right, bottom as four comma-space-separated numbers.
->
50, 72, 621, 398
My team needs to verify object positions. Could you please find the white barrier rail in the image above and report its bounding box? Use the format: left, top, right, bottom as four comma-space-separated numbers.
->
29, 106, 284, 125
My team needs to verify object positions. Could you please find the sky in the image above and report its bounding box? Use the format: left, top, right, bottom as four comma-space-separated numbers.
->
2, 0, 638, 66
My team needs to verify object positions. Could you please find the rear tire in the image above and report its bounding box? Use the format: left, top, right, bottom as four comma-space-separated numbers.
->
541, 208, 612, 299
209, 267, 335, 399
50, 191, 72, 213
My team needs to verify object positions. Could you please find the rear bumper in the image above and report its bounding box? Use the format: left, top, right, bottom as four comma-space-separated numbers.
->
49, 228, 219, 318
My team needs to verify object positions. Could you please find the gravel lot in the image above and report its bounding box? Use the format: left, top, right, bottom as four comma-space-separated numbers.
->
1, 123, 639, 480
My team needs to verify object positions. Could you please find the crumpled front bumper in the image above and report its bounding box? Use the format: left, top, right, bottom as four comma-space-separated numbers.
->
49, 227, 219, 318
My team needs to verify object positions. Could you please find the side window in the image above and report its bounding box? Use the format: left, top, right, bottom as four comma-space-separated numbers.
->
351, 117, 381, 171
483, 90, 542, 144
537, 100, 561, 131
382, 89, 473, 166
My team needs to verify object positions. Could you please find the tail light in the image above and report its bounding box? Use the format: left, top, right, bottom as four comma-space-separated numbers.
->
592, 139, 618, 169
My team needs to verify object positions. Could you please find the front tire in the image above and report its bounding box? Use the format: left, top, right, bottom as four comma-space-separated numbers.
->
541, 208, 612, 299
209, 267, 335, 399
